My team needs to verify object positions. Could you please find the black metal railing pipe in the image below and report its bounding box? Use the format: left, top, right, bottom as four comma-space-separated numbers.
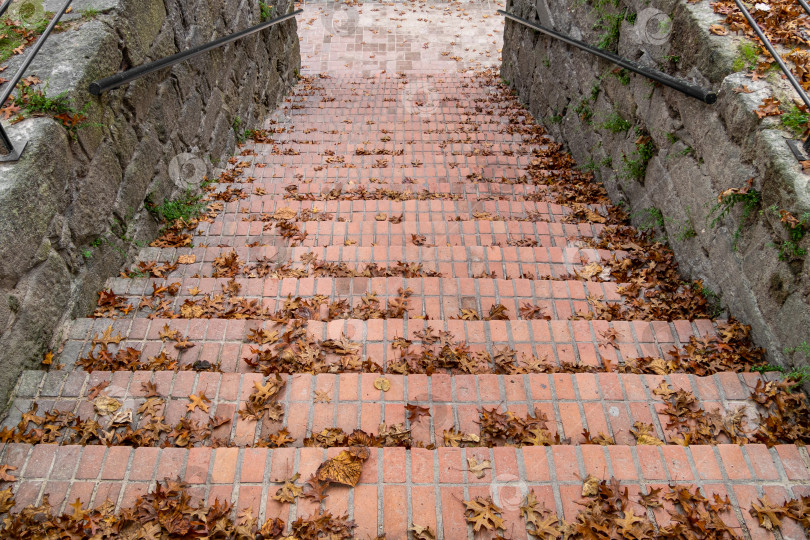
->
498, 10, 717, 104
732, 0, 810, 153
733, 0, 810, 110
0, 0, 12, 19
0, 0, 73, 107
0, 0, 73, 159
797, 0, 810, 17
89, 9, 302, 95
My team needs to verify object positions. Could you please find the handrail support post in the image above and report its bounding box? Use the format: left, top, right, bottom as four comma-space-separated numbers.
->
0, 123, 26, 163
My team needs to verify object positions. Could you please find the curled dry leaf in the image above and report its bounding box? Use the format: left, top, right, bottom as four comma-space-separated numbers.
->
0, 465, 16, 482
273, 207, 298, 220
467, 456, 491, 478
409, 524, 436, 539
631, 422, 664, 445
273, 473, 303, 503
373, 377, 391, 392
316, 446, 370, 487
93, 395, 122, 416
464, 496, 504, 532
581, 474, 600, 496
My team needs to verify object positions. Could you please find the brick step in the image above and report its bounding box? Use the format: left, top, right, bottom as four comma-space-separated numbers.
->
223, 176, 544, 192
223, 180, 550, 197
5, 370, 774, 449
243, 145, 531, 160
129, 244, 622, 281
223, 181, 551, 198
252, 134, 539, 150
211, 198, 604, 221
191, 219, 603, 248
241, 156, 531, 173
102, 276, 622, 320
60, 317, 717, 373
196, 215, 602, 241
255, 130, 534, 148
2, 442, 806, 539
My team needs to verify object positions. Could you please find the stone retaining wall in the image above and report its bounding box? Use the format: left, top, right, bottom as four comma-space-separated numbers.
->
501, 0, 810, 375
0, 0, 300, 408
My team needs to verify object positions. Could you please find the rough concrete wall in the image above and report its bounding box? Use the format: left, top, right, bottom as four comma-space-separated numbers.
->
501, 0, 810, 373
0, 0, 300, 408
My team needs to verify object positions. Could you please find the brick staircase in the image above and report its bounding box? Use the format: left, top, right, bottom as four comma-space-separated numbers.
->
2, 12, 810, 536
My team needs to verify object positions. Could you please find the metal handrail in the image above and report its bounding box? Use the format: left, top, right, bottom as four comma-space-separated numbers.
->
798, 0, 810, 17
89, 8, 302, 95
498, 10, 717, 104
0, 0, 12, 19
0, 0, 73, 162
732, 0, 810, 158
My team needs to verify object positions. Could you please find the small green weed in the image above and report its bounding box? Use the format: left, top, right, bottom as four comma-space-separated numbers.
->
732, 42, 759, 72
785, 341, 810, 358
148, 189, 207, 225
636, 206, 664, 231
708, 184, 761, 250
577, 158, 598, 173
595, 11, 625, 51
610, 68, 630, 85
14, 84, 71, 115
590, 82, 601, 102
620, 137, 655, 181
693, 282, 723, 318
259, 1, 274, 21
765, 207, 809, 261
575, 100, 594, 123
781, 104, 809, 137
601, 112, 631, 133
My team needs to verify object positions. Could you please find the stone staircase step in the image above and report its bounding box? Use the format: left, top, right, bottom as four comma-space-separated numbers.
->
191, 219, 604, 248
130, 244, 624, 281
211, 198, 605, 221
215, 182, 555, 199
102, 276, 622, 321
5, 371, 772, 448
59, 317, 719, 373
2, 442, 807, 539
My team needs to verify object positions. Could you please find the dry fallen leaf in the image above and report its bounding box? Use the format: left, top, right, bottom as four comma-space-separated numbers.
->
187, 393, 211, 413
467, 456, 491, 479
631, 422, 664, 445
464, 496, 504, 532
316, 447, 370, 487
409, 524, 436, 539
274, 207, 298, 220
273, 473, 303, 503
652, 380, 676, 399
41, 351, 54, 366
0, 465, 17, 482
177, 254, 196, 264
373, 377, 391, 392
94, 395, 122, 416
582, 474, 600, 496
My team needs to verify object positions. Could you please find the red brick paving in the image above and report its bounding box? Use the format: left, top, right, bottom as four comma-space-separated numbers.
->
3, 443, 808, 538
0, 7, 806, 537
